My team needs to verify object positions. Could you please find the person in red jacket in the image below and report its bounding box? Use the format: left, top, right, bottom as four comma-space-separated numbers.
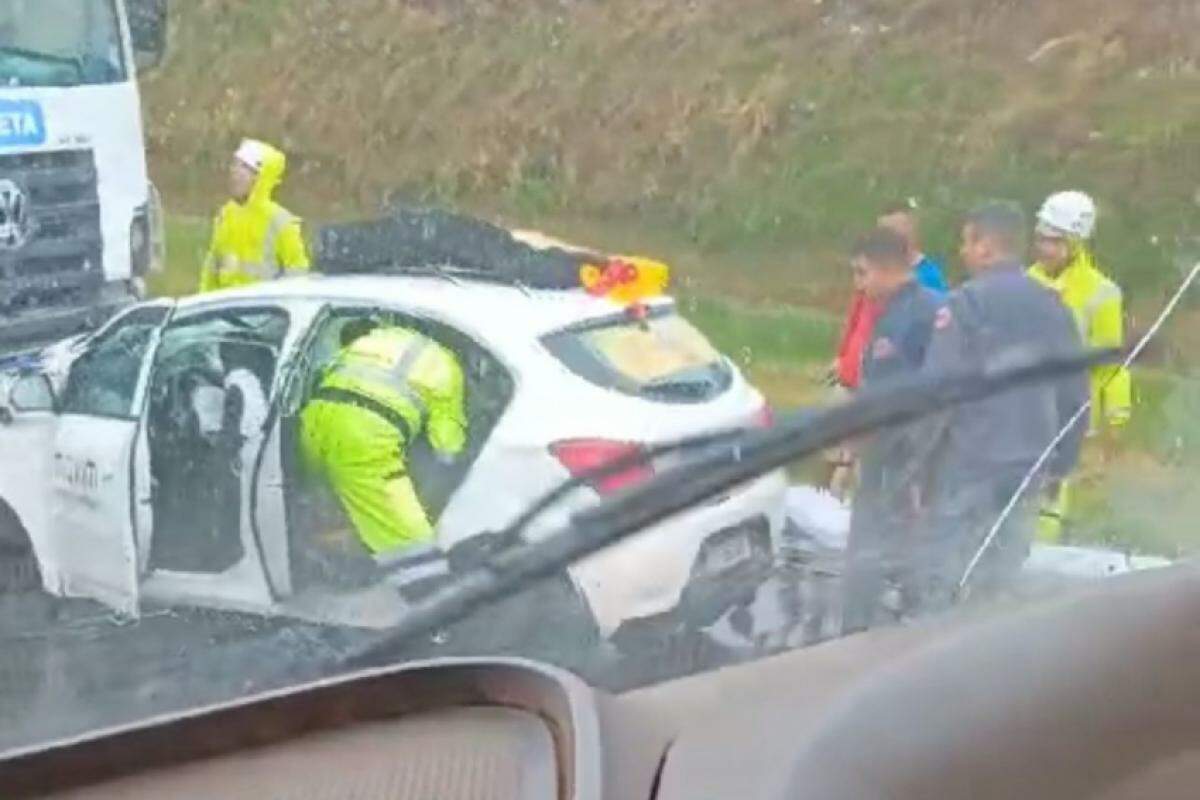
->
823, 264, 883, 499
836, 290, 883, 389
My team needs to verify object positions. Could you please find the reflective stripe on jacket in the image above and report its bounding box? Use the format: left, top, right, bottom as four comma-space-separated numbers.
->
317, 326, 467, 457
199, 141, 310, 293
1029, 245, 1131, 431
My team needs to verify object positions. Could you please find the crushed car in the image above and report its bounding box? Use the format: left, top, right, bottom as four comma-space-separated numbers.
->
0, 213, 785, 647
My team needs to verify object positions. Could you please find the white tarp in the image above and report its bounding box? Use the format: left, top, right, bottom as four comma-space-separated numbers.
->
784, 486, 1172, 580
784, 485, 849, 552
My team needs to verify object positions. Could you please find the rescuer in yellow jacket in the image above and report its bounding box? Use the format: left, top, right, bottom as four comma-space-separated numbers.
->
300, 321, 467, 557
199, 139, 310, 293
1029, 190, 1131, 543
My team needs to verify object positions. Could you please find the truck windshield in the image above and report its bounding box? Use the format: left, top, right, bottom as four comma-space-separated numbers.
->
0, 0, 126, 87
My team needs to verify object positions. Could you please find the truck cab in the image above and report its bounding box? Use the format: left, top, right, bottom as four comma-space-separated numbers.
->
0, 0, 167, 352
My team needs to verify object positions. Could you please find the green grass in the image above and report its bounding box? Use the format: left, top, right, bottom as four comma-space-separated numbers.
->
143, 0, 1200, 312
681, 295, 838, 369
1068, 369, 1200, 556
147, 216, 208, 298
142, 0, 1200, 331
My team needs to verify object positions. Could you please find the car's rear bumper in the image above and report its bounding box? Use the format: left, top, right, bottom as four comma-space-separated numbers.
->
566, 469, 788, 636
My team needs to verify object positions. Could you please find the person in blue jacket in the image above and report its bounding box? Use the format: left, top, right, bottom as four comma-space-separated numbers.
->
878, 201, 950, 293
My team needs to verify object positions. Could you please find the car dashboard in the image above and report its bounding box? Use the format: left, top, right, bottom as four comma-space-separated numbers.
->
5, 563, 1200, 800
1, 660, 605, 800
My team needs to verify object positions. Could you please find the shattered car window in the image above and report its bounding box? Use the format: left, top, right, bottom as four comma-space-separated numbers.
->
59, 305, 167, 418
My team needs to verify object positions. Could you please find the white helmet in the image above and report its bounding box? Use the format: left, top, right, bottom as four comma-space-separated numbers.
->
234, 139, 270, 173
1036, 190, 1097, 240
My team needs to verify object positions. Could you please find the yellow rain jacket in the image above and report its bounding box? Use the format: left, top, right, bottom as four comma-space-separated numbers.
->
300, 326, 467, 555
1030, 245, 1130, 545
1029, 245, 1131, 433
199, 142, 310, 293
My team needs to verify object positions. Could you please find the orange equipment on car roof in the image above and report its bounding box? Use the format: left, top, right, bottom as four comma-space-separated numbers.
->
579, 256, 671, 306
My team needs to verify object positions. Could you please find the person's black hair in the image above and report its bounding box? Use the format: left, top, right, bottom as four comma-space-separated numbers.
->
851, 227, 910, 269
964, 201, 1028, 257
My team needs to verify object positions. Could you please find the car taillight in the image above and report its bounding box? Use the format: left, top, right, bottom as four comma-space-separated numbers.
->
753, 404, 774, 428
550, 439, 654, 495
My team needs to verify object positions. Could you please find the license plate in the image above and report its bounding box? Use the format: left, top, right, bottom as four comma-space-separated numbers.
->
703, 534, 754, 575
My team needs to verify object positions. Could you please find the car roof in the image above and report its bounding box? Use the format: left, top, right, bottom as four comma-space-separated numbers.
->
176, 274, 673, 339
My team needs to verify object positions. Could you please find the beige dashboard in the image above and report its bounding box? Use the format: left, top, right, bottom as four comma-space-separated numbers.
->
48, 708, 555, 800
5, 564, 1200, 800
2, 661, 605, 800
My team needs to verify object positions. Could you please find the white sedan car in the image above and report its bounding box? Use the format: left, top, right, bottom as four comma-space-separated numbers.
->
0, 273, 786, 638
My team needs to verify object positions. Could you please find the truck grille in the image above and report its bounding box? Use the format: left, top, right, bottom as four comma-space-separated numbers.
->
0, 148, 103, 309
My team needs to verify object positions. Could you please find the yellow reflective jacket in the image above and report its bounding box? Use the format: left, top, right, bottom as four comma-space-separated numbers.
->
318, 326, 467, 456
1029, 245, 1131, 431
199, 141, 310, 293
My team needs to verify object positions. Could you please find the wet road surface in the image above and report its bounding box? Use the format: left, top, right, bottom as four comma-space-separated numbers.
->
0, 534, 1105, 755
0, 559, 843, 754
0, 596, 319, 750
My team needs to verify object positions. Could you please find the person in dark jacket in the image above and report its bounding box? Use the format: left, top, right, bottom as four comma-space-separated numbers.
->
905, 202, 1088, 613
841, 228, 944, 634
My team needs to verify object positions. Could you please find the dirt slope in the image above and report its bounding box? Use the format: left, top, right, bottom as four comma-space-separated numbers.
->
145, 0, 1200, 301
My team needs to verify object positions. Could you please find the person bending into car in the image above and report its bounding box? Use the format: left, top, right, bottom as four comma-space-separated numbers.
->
840, 228, 943, 635
300, 319, 468, 560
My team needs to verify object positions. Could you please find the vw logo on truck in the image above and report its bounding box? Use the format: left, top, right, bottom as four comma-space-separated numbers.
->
0, 179, 29, 251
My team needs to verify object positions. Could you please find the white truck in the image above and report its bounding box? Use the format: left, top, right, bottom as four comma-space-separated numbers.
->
0, 0, 167, 352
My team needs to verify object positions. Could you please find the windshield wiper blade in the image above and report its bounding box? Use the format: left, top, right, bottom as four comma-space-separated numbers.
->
329, 346, 1120, 673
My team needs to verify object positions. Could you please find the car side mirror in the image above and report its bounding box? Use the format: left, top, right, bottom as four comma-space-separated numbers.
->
128, 0, 168, 73
8, 374, 56, 415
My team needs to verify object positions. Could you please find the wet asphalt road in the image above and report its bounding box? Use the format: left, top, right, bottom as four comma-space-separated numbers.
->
0, 544, 1085, 755
0, 596, 319, 751
0, 561, 842, 754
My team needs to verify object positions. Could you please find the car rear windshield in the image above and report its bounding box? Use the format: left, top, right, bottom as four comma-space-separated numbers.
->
542, 306, 733, 403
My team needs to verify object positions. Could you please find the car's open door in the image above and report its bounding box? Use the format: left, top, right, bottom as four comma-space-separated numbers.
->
49, 301, 172, 616
243, 304, 336, 604
248, 383, 294, 602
